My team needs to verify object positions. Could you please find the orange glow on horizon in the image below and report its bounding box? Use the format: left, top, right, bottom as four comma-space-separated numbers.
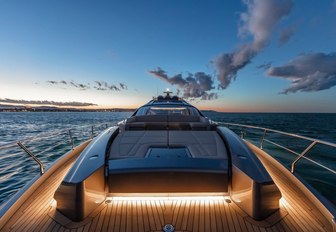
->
1, 95, 328, 113
0, 101, 287, 113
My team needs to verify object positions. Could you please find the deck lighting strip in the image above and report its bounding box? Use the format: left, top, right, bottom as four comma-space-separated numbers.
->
106, 196, 227, 202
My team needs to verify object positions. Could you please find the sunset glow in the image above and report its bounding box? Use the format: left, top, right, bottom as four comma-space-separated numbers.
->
0, 1, 335, 112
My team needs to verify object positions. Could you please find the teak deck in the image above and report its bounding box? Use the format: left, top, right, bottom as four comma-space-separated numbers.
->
0, 145, 332, 231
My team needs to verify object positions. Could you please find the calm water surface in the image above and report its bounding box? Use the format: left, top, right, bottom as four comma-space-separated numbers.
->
0, 112, 335, 208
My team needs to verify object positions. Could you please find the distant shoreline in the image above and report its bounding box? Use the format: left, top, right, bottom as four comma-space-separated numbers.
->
0, 108, 334, 114
0, 109, 136, 112
0, 105, 135, 112
1, 105, 334, 114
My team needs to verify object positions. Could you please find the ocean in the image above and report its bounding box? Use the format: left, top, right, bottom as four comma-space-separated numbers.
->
0, 112, 335, 208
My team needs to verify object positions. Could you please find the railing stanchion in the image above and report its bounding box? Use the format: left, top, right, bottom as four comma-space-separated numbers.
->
222, 122, 336, 176
241, 127, 245, 139
0, 123, 116, 179
291, 141, 317, 174
68, 129, 74, 150
17, 142, 44, 175
260, 129, 267, 149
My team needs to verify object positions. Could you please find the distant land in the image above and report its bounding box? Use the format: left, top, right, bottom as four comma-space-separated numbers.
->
0, 104, 135, 112
0, 98, 223, 113
0, 104, 221, 114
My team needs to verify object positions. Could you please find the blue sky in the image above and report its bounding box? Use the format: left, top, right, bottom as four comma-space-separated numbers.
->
0, 0, 335, 112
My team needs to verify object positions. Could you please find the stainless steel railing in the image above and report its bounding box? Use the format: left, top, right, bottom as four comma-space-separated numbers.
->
222, 122, 336, 175
0, 123, 111, 176
223, 122, 336, 222
17, 142, 45, 175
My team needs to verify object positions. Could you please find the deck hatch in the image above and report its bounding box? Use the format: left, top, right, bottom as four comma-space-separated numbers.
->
146, 147, 191, 158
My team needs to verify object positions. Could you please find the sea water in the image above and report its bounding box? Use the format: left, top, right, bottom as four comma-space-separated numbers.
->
0, 112, 335, 208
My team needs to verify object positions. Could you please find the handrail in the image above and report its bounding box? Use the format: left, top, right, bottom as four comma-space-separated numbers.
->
291, 141, 318, 173
17, 142, 44, 175
68, 129, 75, 150
223, 122, 336, 148
0, 122, 111, 150
223, 122, 336, 224
222, 122, 336, 175
0, 131, 65, 150
0, 123, 114, 175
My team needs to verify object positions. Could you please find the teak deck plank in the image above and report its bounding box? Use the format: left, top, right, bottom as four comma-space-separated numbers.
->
186, 200, 195, 231
199, 200, 205, 232
114, 200, 122, 232
130, 200, 137, 232
1, 147, 332, 232
141, 200, 150, 232
155, 200, 165, 227
136, 200, 144, 232
192, 199, 200, 231
101, 200, 112, 232
181, 199, 190, 231
213, 201, 224, 232
120, 200, 127, 232
96, 203, 107, 232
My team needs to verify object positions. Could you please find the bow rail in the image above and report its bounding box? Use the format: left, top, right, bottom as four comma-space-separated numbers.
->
222, 122, 336, 175
0, 123, 111, 177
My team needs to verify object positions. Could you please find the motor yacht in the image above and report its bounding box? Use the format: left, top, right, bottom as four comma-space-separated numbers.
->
0, 91, 335, 231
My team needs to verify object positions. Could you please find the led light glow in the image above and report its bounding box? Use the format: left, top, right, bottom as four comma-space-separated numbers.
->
106, 196, 226, 202
279, 197, 287, 207
50, 199, 57, 208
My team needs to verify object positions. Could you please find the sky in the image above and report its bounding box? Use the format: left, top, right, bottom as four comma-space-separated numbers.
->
0, 0, 336, 112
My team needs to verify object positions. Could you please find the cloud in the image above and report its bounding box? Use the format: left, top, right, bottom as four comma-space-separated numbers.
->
109, 84, 121, 91
45, 80, 124, 91
256, 62, 272, 70
69, 81, 90, 90
267, 52, 336, 94
0, 98, 97, 107
213, 0, 293, 89
279, 23, 298, 46
149, 0, 293, 93
119, 83, 128, 90
94, 81, 121, 91
47, 80, 89, 89
148, 67, 217, 100
69, 81, 79, 88
94, 81, 103, 90
47, 80, 58, 85
78, 83, 89, 90
201, 92, 218, 100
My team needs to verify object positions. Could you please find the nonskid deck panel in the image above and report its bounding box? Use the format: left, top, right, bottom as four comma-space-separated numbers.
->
109, 130, 228, 159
